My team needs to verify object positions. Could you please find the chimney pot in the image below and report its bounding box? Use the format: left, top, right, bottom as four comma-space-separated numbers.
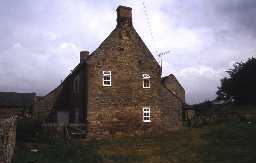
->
116, 5, 132, 26
80, 51, 89, 62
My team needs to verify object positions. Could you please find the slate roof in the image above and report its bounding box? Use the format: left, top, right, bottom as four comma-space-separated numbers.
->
0, 92, 35, 107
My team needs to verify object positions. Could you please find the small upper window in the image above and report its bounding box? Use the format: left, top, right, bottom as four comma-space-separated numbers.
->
142, 74, 150, 88
143, 107, 151, 122
103, 71, 111, 86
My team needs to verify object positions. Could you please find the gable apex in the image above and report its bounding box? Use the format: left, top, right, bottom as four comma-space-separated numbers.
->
85, 5, 160, 70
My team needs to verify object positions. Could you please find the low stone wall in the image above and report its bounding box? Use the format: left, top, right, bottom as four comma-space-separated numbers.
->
0, 117, 16, 163
189, 112, 256, 127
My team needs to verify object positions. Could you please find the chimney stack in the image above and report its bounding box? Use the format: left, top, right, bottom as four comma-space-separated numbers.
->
116, 5, 132, 26
80, 51, 89, 62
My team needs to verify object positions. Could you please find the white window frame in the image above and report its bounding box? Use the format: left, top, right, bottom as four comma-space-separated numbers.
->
142, 74, 150, 88
143, 107, 151, 122
103, 71, 111, 86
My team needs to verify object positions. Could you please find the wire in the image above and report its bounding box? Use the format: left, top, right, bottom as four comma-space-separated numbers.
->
141, 1, 158, 55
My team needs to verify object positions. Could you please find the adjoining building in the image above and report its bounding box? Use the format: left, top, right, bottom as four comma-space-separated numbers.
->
0, 92, 35, 119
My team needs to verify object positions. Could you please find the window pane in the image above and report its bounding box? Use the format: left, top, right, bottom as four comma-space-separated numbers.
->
104, 81, 110, 85
143, 107, 150, 122
142, 74, 150, 79
103, 71, 111, 86
103, 71, 111, 75
104, 76, 110, 80
143, 79, 150, 88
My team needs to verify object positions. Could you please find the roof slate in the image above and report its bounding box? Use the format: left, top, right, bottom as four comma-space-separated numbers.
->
0, 92, 35, 107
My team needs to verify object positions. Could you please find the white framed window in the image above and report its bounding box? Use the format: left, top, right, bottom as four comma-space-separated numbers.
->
103, 71, 111, 86
142, 74, 150, 88
143, 107, 151, 122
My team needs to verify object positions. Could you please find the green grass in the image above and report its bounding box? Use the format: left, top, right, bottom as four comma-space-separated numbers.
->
200, 122, 256, 163
14, 121, 256, 163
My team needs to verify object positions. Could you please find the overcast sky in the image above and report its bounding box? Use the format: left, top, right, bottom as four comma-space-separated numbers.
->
0, 0, 255, 104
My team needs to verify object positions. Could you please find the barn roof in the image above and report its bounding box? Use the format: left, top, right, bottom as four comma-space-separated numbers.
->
0, 92, 35, 107
161, 74, 185, 91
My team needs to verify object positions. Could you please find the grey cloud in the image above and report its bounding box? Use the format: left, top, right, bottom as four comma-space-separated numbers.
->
158, 0, 256, 103
218, 0, 256, 34
0, 0, 255, 104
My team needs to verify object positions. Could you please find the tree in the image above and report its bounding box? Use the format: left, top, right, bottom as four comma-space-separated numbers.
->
217, 57, 256, 105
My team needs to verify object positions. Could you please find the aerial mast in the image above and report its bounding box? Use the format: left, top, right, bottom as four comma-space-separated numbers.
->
158, 51, 171, 76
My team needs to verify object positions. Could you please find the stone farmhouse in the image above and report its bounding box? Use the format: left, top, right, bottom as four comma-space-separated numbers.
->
35, 6, 185, 138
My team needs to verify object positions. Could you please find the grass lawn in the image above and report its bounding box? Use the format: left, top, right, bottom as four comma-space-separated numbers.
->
14, 121, 256, 163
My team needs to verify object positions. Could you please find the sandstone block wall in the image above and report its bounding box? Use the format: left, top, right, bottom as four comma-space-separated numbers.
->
83, 6, 186, 138
160, 85, 182, 130
87, 106, 162, 138
162, 75, 185, 102
0, 117, 16, 163
0, 108, 22, 119
86, 12, 163, 137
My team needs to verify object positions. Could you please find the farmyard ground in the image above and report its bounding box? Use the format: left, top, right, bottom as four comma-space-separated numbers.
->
14, 121, 256, 163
